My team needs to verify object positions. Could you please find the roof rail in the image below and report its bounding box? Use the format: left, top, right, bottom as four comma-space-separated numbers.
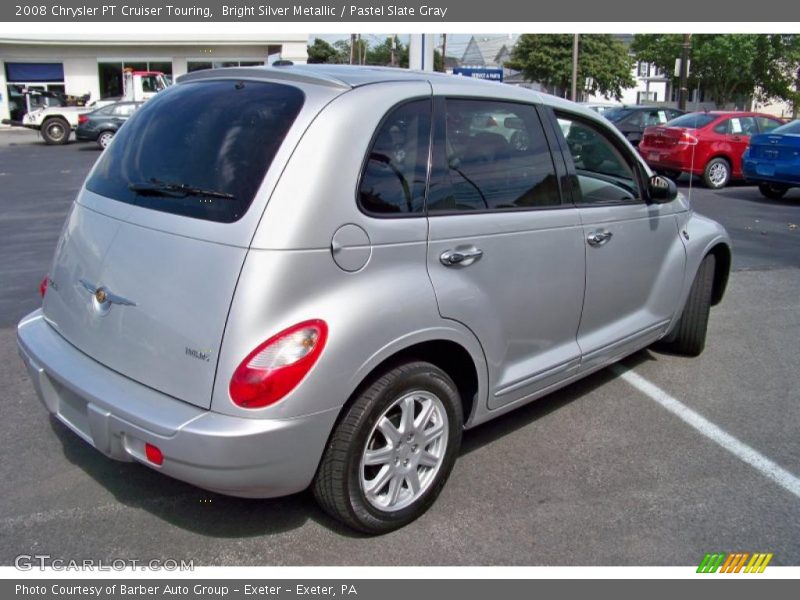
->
176, 66, 352, 90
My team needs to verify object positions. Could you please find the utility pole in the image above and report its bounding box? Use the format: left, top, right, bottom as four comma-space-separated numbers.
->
571, 34, 579, 101
350, 34, 356, 65
441, 34, 448, 72
390, 35, 396, 67
678, 33, 691, 111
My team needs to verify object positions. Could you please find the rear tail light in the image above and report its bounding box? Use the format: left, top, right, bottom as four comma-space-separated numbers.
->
39, 275, 49, 298
677, 131, 698, 146
229, 320, 328, 409
78, 114, 89, 125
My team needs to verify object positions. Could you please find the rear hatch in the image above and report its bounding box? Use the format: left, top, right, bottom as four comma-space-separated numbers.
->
641, 126, 693, 149
747, 132, 800, 160
42, 77, 309, 409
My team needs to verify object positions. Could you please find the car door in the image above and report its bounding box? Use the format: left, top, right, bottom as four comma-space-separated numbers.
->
425, 91, 586, 410
549, 109, 687, 371
712, 116, 757, 177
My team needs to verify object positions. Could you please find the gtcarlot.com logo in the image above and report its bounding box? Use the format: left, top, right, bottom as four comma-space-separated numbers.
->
697, 552, 773, 573
14, 554, 194, 571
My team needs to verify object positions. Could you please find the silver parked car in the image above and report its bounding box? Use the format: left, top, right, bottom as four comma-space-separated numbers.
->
17, 65, 731, 533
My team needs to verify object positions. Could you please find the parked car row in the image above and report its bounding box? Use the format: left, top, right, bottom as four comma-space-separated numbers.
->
581, 103, 797, 198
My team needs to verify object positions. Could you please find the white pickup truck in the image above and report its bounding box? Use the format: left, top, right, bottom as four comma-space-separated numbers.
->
2, 70, 170, 144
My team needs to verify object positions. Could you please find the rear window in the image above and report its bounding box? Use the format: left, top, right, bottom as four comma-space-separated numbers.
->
665, 113, 717, 129
86, 80, 304, 223
772, 120, 800, 135
602, 107, 635, 123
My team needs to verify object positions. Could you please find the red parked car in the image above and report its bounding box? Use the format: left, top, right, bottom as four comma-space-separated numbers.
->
639, 111, 785, 188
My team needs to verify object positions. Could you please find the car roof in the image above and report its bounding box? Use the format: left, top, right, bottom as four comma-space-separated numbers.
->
177, 64, 611, 124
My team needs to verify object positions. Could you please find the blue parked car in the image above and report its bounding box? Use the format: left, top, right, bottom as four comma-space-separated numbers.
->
743, 119, 800, 199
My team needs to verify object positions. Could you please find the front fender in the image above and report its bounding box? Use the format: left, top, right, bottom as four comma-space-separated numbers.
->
669, 210, 732, 333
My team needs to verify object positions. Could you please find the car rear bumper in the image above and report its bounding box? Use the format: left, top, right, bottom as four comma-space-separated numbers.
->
742, 158, 800, 186
17, 310, 338, 498
639, 144, 699, 174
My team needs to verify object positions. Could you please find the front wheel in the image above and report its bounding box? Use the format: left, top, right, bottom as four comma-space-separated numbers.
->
758, 182, 789, 199
313, 361, 463, 534
659, 254, 716, 356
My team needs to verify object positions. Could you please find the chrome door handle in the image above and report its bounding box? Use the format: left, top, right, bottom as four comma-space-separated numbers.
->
440, 247, 484, 266
587, 230, 613, 246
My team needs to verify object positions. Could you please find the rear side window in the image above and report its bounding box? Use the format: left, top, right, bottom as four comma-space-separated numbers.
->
358, 99, 431, 215
86, 80, 304, 223
428, 99, 560, 212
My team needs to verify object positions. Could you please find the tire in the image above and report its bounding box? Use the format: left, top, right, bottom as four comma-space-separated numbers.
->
313, 361, 463, 534
758, 182, 789, 199
661, 254, 716, 356
703, 157, 731, 189
660, 169, 682, 181
41, 117, 70, 145
97, 130, 115, 150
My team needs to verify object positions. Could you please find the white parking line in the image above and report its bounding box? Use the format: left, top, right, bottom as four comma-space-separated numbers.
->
612, 365, 800, 500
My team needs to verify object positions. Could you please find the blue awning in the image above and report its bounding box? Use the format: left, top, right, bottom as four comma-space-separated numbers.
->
6, 63, 64, 83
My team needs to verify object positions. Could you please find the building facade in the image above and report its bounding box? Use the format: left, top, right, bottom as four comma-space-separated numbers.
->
0, 33, 309, 123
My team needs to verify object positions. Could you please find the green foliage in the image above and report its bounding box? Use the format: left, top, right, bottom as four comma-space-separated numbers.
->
306, 38, 345, 64
507, 34, 635, 101
631, 34, 800, 109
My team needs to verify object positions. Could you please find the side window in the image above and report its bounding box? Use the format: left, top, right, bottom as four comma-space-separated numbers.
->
112, 103, 136, 117
713, 119, 731, 134
428, 99, 560, 212
556, 113, 642, 204
358, 99, 431, 215
756, 117, 782, 133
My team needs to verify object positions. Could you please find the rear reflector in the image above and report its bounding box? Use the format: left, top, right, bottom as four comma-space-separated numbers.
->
145, 443, 163, 465
229, 320, 328, 409
39, 276, 48, 298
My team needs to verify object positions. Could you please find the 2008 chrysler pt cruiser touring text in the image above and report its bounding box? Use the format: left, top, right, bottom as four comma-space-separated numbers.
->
17, 65, 731, 533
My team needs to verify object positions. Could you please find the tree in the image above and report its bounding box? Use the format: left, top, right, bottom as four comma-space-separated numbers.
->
631, 34, 800, 110
306, 38, 345, 64
366, 37, 408, 67
506, 34, 635, 101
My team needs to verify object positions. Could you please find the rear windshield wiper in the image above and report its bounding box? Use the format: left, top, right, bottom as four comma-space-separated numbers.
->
128, 179, 235, 200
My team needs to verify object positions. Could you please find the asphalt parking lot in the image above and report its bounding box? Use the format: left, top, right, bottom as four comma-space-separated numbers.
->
0, 130, 798, 566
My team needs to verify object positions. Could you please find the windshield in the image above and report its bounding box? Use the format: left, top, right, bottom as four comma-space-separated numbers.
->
86, 80, 304, 223
771, 120, 800, 135
665, 113, 717, 129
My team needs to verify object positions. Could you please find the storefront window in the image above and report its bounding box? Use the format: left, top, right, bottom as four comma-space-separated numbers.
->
98, 60, 174, 98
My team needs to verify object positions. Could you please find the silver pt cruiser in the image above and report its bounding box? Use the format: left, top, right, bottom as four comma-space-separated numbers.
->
17, 65, 731, 533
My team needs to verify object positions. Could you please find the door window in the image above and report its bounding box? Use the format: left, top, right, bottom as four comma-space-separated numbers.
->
756, 116, 783, 133
714, 117, 757, 135
358, 99, 431, 215
428, 99, 560, 212
556, 113, 642, 204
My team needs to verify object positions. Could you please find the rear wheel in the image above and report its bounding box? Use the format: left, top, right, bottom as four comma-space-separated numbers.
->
659, 254, 716, 356
703, 158, 731, 189
313, 361, 462, 534
41, 117, 70, 145
97, 130, 115, 150
758, 182, 789, 199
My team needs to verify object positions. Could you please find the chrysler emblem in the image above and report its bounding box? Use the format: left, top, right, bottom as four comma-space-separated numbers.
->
79, 279, 136, 315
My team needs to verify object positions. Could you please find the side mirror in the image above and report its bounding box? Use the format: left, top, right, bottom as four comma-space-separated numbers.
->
648, 174, 678, 203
